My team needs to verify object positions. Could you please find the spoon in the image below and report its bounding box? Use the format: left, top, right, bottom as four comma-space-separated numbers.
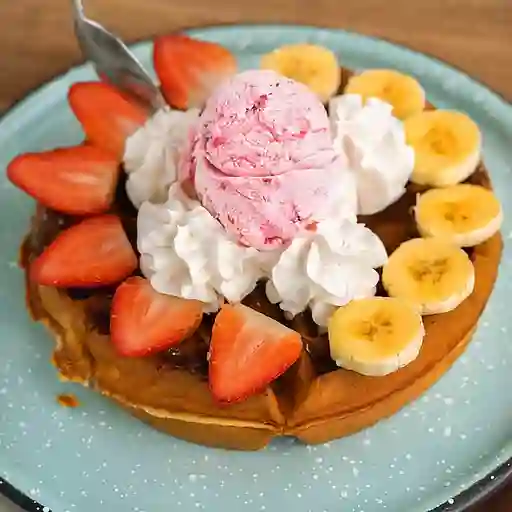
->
71, 0, 166, 112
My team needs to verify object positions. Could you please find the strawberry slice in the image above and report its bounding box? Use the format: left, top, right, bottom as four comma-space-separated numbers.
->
7, 145, 119, 215
110, 276, 203, 357
209, 304, 303, 404
30, 215, 137, 287
153, 33, 237, 110
68, 82, 149, 157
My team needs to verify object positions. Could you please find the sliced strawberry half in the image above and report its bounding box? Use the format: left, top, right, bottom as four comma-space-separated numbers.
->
68, 82, 149, 157
209, 304, 303, 404
30, 215, 137, 287
153, 33, 237, 110
110, 276, 203, 357
7, 144, 119, 215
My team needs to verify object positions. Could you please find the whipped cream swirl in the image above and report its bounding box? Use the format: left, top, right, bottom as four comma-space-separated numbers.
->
124, 107, 199, 208
266, 218, 388, 327
329, 94, 415, 215
137, 184, 272, 313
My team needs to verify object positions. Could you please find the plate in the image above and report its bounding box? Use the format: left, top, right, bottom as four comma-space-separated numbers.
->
1, 25, 511, 512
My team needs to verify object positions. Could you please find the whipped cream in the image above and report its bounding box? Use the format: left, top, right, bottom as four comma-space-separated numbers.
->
266, 218, 388, 327
137, 184, 273, 313
124, 107, 199, 208
329, 94, 415, 215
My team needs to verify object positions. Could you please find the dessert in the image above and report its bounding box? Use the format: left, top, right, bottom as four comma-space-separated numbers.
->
9, 33, 503, 450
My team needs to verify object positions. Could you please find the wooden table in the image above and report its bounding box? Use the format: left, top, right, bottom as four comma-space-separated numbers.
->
0, 0, 510, 510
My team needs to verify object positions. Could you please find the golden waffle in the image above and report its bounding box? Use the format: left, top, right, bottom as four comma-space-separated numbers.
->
20, 68, 503, 450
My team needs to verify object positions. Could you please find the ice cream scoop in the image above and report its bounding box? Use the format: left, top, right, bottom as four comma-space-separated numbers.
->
180, 69, 357, 251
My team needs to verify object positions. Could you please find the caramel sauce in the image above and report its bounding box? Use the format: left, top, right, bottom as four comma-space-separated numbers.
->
57, 393, 80, 408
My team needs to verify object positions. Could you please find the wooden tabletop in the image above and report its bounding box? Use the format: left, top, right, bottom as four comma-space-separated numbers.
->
0, 0, 510, 510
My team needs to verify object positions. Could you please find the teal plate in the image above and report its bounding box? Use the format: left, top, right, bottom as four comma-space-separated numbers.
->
1, 25, 512, 512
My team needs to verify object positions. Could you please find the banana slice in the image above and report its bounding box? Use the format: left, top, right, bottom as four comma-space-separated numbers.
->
344, 69, 425, 120
260, 44, 340, 103
415, 184, 503, 247
405, 110, 481, 187
382, 238, 475, 315
328, 297, 425, 376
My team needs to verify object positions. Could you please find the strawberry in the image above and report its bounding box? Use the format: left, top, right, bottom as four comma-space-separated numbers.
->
153, 33, 237, 110
68, 82, 149, 157
7, 144, 119, 215
30, 215, 137, 287
110, 276, 203, 357
209, 304, 303, 404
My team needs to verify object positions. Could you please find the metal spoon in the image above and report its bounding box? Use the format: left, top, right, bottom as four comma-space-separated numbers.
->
71, 0, 166, 112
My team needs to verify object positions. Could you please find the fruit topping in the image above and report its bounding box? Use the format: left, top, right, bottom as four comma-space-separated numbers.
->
153, 33, 237, 110
415, 184, 502, 247
344, 69, 425, 120
68, 82, 149, 157
7, 144, 119, 215
209, 303, 302, 403
404, 110, 481, 187
382, 238, 475, 315
260, 43, 340, 103
30, 214, 137, 287
111, 276, 203, 357
328, 297, 425, 376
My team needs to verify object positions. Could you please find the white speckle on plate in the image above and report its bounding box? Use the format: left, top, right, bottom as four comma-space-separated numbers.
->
444, 426, 452, 437
443, 397, 454, 406
352, 467, 359, 477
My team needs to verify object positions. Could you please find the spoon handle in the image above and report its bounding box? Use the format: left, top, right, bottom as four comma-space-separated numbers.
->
71, 0, 166, 112
71, 0, 84, 17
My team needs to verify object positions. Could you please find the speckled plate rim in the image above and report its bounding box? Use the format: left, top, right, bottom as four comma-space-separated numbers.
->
0, 24, 511, 512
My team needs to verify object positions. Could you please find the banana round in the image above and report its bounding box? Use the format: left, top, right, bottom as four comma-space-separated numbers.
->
344, 69, 425, 120
328, 297, 425, 376
405, 110, 481, 187
260, 43, 340, 103
382, 238, 475, 315
415, 184, 503, 247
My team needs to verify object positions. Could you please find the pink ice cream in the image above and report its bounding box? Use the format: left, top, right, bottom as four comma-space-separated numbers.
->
180, 69, 356, 250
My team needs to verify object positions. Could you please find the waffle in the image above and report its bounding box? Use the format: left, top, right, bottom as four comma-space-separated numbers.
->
20, 69, 503, 450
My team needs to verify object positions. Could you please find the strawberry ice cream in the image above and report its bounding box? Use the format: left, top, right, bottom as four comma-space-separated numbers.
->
180, 69, 357, 251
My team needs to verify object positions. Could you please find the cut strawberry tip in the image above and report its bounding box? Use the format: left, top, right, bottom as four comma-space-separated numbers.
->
30, 214, 138, 288
7, 144, 120, 216
68, 81, 149, 158
153, 33, 237, 110
110, 276, 204, 357
209, 304, 303, 404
